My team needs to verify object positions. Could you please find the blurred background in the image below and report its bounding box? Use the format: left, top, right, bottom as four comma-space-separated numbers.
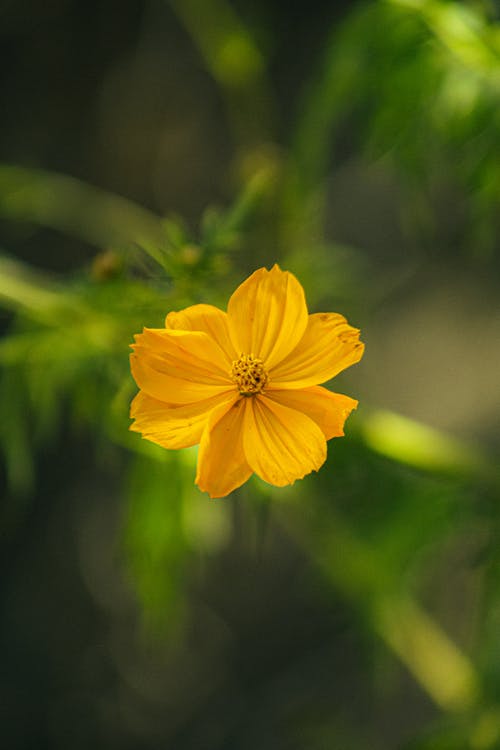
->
1, 0, 500, 747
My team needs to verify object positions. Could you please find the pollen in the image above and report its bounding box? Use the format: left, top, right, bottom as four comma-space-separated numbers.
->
230, 354, 268, 396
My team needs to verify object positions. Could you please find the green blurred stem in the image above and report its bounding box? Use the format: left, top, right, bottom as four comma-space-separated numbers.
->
0, 255, 83, 322
168, 0, 275, 145
0, 165, 166, 264
222, 159, 279, 234
387, 0, 500, 80
282, 507, 480, 713
281, 398, 500, 716
0, 256, 119, 356
374, 595, 479, 711
360, 408, 493, 482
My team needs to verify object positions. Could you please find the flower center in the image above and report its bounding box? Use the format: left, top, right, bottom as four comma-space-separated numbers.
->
230, 354, 268, 396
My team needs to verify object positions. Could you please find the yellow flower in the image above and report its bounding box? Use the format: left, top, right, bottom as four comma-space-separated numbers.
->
130, 265, 364, 498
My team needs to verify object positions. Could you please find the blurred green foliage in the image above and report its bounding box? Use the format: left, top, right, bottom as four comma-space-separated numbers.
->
0, 0, 499, 748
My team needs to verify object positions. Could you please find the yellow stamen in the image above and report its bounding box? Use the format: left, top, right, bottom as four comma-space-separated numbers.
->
230, 354, 268, 396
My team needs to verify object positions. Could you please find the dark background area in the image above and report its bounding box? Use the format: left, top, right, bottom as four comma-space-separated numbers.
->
1, 1, 499, 748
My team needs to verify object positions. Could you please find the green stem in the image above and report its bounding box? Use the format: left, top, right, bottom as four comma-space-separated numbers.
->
280, 504, 480, 713
360, 408, 492, 481
168, 0, 275, 145
0, 165, 166, 265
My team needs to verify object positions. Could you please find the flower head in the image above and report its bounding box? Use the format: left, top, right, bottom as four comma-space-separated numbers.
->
130, 265, 364, 498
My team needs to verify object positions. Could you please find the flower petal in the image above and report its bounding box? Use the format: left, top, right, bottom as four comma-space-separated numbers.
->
264, 386, 358, 440
269, 312, 364, 388
130, 328, 233, 404
227, 265, 308, 370
130, 390, 236, 449
243, 395, 326, 487
196, 397, 252, 498
166, 304, 237, 364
